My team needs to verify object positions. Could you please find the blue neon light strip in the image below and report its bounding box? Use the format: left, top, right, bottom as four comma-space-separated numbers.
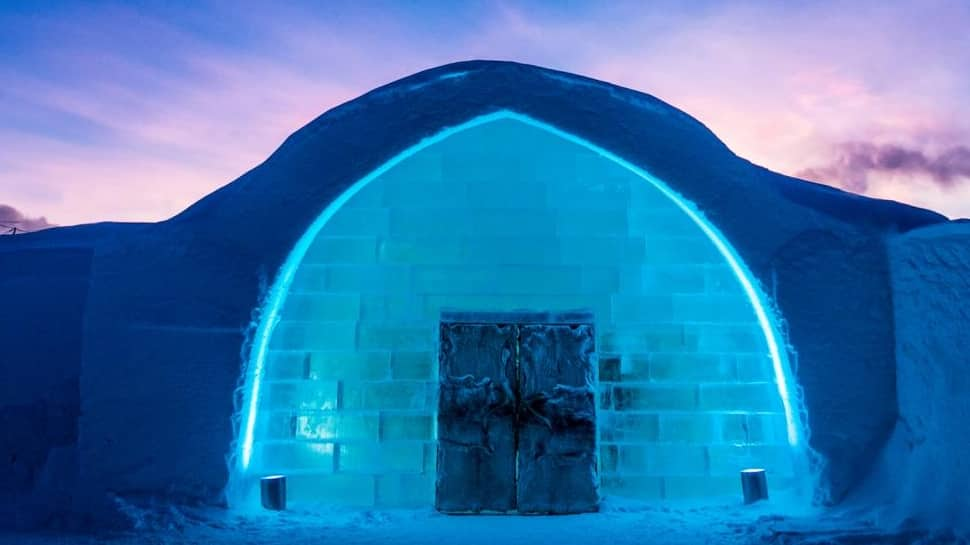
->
236, 110, 804, 473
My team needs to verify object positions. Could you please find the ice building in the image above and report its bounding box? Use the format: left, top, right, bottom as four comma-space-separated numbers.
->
2, 61, 967, 527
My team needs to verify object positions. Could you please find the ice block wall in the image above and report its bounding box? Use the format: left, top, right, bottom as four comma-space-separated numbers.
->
247, 117, 798, 506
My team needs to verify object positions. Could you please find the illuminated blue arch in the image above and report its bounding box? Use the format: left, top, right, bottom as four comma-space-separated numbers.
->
232, 110, 807, 484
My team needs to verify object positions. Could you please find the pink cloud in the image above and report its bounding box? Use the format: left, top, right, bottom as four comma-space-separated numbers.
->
798, 142, 970, 192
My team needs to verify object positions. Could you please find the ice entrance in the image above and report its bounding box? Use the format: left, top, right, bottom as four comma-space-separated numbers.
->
436, 311, 598, 514
232, 113, 808, 509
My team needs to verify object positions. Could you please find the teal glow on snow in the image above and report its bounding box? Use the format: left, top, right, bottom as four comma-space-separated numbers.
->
235, 110, 806, 486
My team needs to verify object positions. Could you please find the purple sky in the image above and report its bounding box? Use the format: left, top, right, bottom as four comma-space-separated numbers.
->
2, 1, 969, 230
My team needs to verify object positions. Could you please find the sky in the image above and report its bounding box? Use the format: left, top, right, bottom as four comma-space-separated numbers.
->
1, 0, 969, 231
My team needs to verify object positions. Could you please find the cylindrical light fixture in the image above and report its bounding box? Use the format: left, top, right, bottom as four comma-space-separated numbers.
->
740, 468, 768, 504
261, 475, 287, 511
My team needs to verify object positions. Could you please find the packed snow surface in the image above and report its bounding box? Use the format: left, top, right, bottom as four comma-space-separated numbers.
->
847, 221, 970, 535
1, 502, 965, 545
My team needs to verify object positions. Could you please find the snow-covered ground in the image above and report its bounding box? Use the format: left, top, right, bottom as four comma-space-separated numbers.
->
1, 501, 965, 545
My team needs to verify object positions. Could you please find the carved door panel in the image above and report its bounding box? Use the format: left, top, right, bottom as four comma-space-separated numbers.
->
436, 313, 598, 514
517, 323, 598, 514
435, 322, 517, 513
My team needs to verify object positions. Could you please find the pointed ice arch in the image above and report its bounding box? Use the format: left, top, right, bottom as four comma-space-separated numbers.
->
230, 111, 812, 509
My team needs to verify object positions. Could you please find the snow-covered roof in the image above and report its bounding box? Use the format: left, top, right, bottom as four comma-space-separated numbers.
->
176, 60, 945, 236
1, 60, 948, 255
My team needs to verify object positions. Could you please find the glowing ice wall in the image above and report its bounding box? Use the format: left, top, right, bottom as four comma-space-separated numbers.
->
245, 117, 799, 507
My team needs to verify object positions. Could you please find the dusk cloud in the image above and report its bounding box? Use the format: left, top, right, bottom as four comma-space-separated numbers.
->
798, 143, 970, 193
0, 204, 55, 233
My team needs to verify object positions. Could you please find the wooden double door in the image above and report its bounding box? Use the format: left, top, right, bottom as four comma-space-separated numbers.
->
435, 311, 599, 514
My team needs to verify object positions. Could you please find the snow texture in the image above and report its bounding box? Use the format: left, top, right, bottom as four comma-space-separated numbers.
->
848, 221, 970, 535
0, 61, 957, 530
2, 502, 966, 545
0, 224, 117, 528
